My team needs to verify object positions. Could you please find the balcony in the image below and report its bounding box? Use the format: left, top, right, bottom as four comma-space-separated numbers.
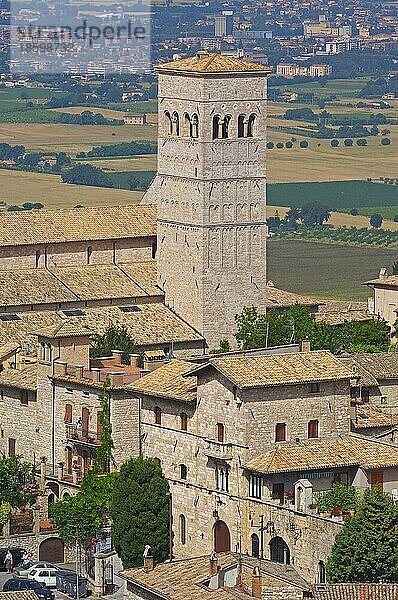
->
203, 439, 233, 461
66, 423, 102, 446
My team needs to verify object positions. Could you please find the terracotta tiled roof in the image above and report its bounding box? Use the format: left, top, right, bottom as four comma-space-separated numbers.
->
316, 301, 371, 326
33, 321, 92, 339
157, 53, 271, 74
128, 359, 196, 402
312, 583, 398, 599
0, 269, 77, 305
263, 286, 320, 309
348, 353, 398, 381
364, 275, 398, 287
0, 205, 156, 247
0, 592, 39, 600
0, 342, 21, 361
50, 263, 158, 301
121, 553, 239, 600
338, 356, 379, 387
355, 403, 398, 429
0, 303, 203, 350
0, 362, 37, 391
0, 261, 160, 307
190, 351, 353, 389
245, 435, 398, 475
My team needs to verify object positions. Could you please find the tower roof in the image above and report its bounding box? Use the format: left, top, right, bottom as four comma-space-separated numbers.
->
156, 52, 271, 75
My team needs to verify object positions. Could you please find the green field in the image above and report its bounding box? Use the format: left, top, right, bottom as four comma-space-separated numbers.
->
267, 239, 398, 300
270, 77, 372, 99
351, 206, 398, 219
268, 180, 398, 211
108, 170, 155, 189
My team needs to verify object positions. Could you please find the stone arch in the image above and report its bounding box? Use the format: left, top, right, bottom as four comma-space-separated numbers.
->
213, 115, 221, 139
214, 520, 231, 553
164, 111, 172, 135
39, 537, 65, 563
238, 114, 246, 138
247, 113, 256, 137
171, 111, 180, 136
251, 533, 260, 558
269, 537, 290, 565
182, 112, 191, 137
191, 113, 199, 138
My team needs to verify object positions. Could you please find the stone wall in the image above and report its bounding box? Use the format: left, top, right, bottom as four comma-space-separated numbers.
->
0, 237, 155, 271
155, 69, 268, 348
0, 531, 75, 563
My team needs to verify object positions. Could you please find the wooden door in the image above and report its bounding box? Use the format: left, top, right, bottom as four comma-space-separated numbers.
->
371, 471, 384, 490
214, 521, 231, 553
82, 407, 90, 437
39, 538, 64, 563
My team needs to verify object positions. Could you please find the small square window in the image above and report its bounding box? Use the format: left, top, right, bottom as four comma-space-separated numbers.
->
309, 382, 320, 394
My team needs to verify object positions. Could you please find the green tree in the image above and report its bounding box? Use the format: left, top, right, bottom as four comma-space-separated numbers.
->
381, 137, 391, 145
62, 164, 113, 188
392, 261, 398, 275
91, 325, 137, 364
210, 339, 231, 354
50, 470, 117, 542
326, 487, 398, 583
300, 202, 331, 226
370, 213, 383, 228
0, 454, 35, 508
110, 457, 170, 568
93, 378, 115, 475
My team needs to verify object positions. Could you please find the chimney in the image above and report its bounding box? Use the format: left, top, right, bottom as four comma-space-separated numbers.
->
251, 566, 262, 599
143, 545, 154, 572
197, 50, 210, 59
111, 350, 123, 365
109, 371, 124, 386
75, 365, 84, 379
379, 267, 388, 280
209, 552, 218, 576
130, 353, 141, 368
91, 368, 101, 383
53, 361, 67, 376
300, 338, 311, 353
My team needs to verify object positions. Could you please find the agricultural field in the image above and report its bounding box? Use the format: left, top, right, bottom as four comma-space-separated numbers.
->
267, 180, 398, 216
0, 122, 157, 154
79, 154, 157, 171
0, 170, 143, 209
267, 238, 398, 300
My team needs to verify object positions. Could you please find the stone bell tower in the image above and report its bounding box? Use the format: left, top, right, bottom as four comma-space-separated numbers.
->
144, 52, 270, 348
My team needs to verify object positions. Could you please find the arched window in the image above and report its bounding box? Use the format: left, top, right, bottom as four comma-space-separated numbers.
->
180, 464, 187, 480
191, 113, 199, 138
222, 115, 231, 139
154, 406, 162, 425
35, 249, 40, 268
47, 344, 52, 363
319, 561, 326, 584
183, 113, 191, 137
269, 537, 290, 565
179, 514, 186, 545
171, 111, 180, 136
238, 114, 246, 138
251, 533, 260, 558
87, 246, 92, 264
180, 412, 188, 431
217, 422, 225, 443
164, 111, 172, 135
247, 113, 256, 137
48, 493, 55, 506
213, 115, 221, 139
82, 407, 89, 437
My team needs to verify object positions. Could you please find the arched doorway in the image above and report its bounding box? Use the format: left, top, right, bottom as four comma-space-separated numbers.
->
319, 561, 326, 584
214, 520, 231, 553
251, 533, 260, 558
39, 538, 65, 563
269, 537, 290, 565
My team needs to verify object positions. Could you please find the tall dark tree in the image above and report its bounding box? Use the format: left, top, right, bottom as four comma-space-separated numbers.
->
91, 325, 136, 364
110, 457, 170, 568
370, 213, 383, 228
326, 487, 398, 583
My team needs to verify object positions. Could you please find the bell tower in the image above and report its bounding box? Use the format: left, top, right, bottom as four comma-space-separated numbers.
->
144, 52, 270, 348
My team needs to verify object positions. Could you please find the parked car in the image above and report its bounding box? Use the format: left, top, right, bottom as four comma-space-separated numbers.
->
28, 568, 59, 588
15, 562, 61, 578
0, 548, 24, 572
2, 578, 55, 600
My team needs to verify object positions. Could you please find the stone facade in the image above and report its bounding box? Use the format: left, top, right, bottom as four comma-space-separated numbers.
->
146, 60, 268, 347
138, 363, 352, 583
